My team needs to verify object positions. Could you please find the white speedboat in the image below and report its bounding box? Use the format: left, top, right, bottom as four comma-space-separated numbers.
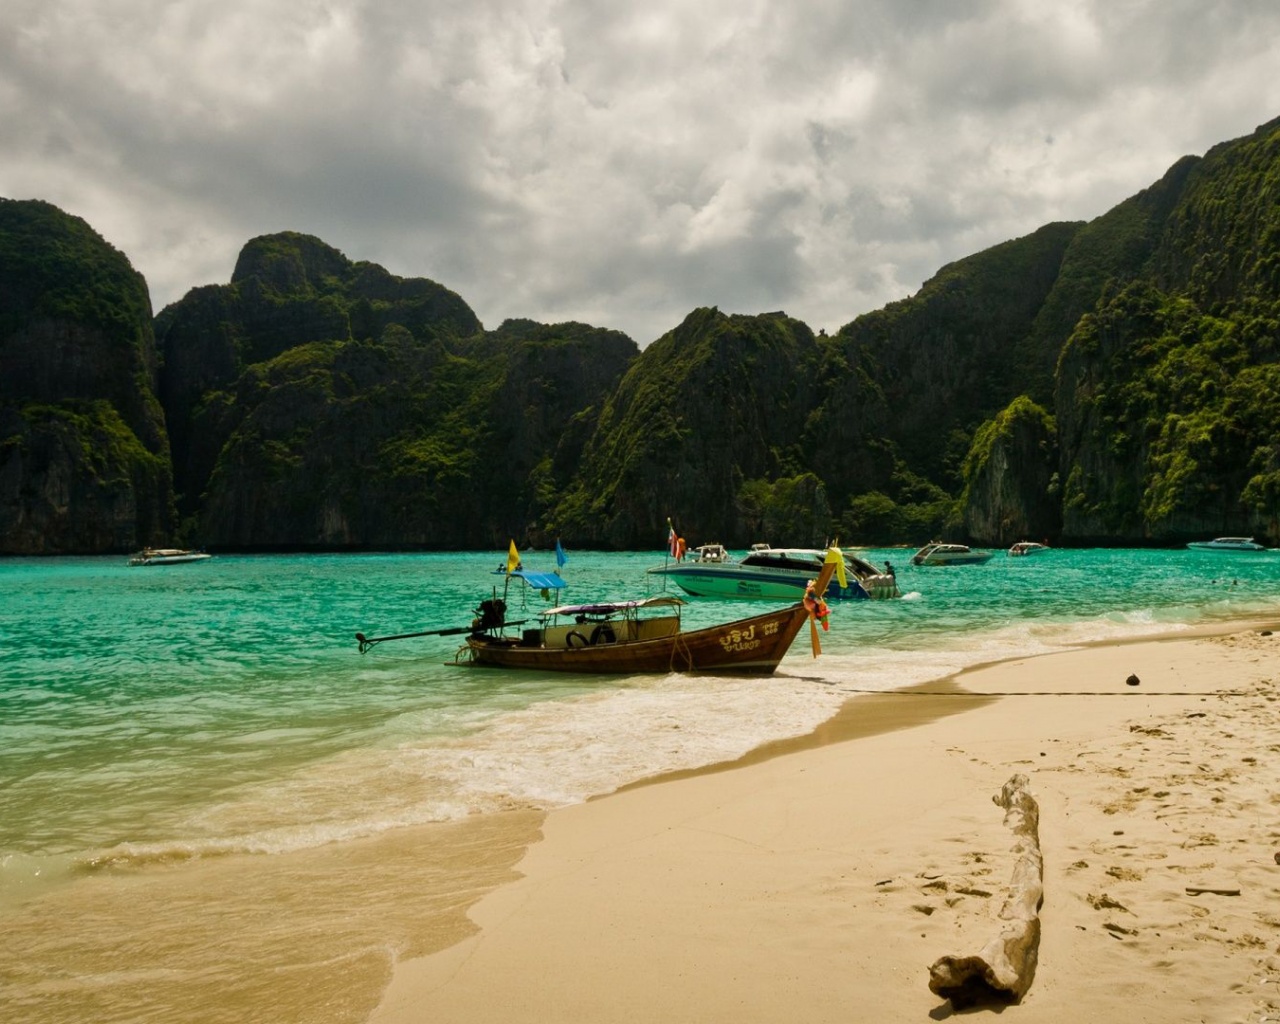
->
910, 542, 993, 566
1008, 541, 1050, 557
1186, 537, 1268, 552
127, 548, 212, 566
648, 544, 899, 600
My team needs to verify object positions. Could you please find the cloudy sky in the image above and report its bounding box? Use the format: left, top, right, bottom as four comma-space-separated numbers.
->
3, 1, 1279, 346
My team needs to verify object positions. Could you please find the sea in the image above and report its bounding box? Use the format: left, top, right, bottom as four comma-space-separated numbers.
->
3, 545, 1279, 1023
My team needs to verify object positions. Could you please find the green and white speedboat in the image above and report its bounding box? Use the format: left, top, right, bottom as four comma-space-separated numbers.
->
647, 544, 899, 600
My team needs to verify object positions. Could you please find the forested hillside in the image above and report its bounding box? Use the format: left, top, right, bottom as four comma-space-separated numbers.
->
0, 199, 173, 553
2, 116, 1278, 553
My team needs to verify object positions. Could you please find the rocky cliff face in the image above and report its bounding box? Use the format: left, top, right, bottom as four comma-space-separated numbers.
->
814, 222, 1081, 509
157, 232, 483, 521
551, 308, 824, 548
961, 396, 1060, 545
0, 199, 173, 553
193, 321, 636, 549
1052, 117, 1280, 544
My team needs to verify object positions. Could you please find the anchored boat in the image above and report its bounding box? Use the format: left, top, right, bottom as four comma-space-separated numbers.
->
357, 552, 843, 675
910, 542, 994, 566
126, 548, 212, 566
647, 544, 898, 600
1186, 537, 1269, 552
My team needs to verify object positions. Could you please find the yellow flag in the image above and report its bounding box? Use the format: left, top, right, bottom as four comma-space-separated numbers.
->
824, 545, 848, 590
506, 540, 520, 574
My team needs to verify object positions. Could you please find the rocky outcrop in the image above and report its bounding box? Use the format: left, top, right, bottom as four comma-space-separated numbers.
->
7, 115, 1280, 554
962, 397, 1059, 545
550, 308, 825, 548
1053, 117, 1280, 544
157, 232, 482, 518
811, 222, 1081, 514
0, 199, 173, 553
193, 318, 636, 550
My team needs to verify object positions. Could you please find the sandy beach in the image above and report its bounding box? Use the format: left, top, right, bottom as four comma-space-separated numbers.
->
371, 625, 1280, 1024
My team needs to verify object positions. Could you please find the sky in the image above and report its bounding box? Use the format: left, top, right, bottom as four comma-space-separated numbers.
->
3, 1, 1280, 347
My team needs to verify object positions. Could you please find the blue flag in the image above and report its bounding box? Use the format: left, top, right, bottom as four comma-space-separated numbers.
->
555, 538, 568, 569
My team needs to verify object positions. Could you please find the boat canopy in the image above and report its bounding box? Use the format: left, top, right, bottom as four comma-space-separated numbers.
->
493, 569, 567, 590
541, 596, 686, 618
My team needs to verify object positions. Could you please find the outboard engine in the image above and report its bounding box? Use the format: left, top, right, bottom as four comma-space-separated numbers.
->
472, 597, 507, 632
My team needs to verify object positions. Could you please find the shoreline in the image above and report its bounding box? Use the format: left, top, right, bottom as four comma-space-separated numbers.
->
371, 620, 1280, 1023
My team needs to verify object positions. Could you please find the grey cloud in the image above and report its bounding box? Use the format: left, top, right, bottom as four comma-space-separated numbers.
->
2, 0, 1279, 343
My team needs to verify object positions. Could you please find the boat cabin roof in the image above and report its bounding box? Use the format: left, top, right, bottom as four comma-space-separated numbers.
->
688, 543, 730, 562
541, 596, 685, 619
740, 547, 825, 571
740, 545, 883, 578
492, 568, 567, 590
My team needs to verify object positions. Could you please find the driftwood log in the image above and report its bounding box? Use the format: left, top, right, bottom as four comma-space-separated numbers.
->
928, 773, 1043, 1008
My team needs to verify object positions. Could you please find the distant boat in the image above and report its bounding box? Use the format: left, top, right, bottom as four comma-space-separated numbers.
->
1008, 541, 1050, 557
1186, 537, 1268, 552
910, 542, 994, 566
647, 543, 899, 600
126, 548, 211, 566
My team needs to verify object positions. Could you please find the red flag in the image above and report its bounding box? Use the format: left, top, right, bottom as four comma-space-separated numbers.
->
668, 520, 679, 558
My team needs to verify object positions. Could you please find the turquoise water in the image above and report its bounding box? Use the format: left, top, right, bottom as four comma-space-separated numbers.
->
4, 546, 1278, 886
3, 545, 1280, 1022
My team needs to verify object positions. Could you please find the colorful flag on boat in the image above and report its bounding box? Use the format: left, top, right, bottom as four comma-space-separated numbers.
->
506, 540, 521, 574
555, 538, 568, 569
667, 519, 679, 558
825, 544, 848, 590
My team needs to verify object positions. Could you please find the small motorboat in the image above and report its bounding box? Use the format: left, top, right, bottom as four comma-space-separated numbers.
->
1186, 537, 1268, 552
126, 548, 212, 566
1008, 541, 1050, 557
910, 542, 994, 566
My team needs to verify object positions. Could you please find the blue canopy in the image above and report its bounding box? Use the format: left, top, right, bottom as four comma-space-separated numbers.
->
494, 568, 566, 590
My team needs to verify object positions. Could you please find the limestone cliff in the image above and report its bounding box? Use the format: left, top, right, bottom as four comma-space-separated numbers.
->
0, 199, 173, 553
551, 308, 824, 548
798, 222, 1080, 543
193, 320, 635, 549
157, 232, 482, 521
1053, 116, 1280, 544
961, 396, 1059, 545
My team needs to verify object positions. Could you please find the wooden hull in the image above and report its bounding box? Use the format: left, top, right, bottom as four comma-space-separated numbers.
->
462, 602, 812, 675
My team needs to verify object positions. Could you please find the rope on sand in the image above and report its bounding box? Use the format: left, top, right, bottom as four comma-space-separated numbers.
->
824, 686, 1254, 697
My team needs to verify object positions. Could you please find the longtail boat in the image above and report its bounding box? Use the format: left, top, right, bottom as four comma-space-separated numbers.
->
454, 559, 837, 675
355, 546, 844, 674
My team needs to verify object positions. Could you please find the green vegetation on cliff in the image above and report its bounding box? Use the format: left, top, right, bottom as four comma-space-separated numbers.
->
1057, 279, 1280, 541
0, 199, 173, 553
551, 308, 823, 547
6, 115, 1280, 553
155, 236, 638, 548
